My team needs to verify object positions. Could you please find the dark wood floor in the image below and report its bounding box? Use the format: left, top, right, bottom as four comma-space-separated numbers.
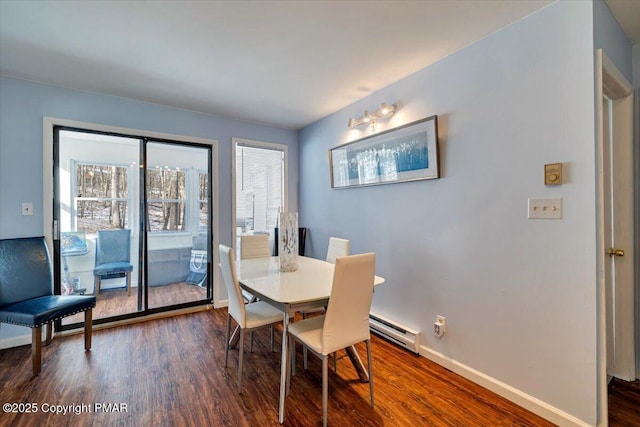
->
0, 309, 636, 426
608, 377, 640, 426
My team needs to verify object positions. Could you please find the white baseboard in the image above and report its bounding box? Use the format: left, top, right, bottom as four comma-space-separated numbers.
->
0, 333, 32, 350
419, 345, 590, 427
213, 299, 228, 309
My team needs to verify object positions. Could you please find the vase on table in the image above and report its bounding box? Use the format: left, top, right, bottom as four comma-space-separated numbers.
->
278, 212, 298, 272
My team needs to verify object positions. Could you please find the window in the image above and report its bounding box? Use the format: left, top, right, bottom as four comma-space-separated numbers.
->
74, 163, 129, 233
146, 168, 187, 232
234, 140, 287, 239
198, 171, 209, 231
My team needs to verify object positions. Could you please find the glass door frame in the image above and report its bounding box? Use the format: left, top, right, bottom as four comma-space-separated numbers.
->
44, 117, 218, 331
143, 140, 214, 313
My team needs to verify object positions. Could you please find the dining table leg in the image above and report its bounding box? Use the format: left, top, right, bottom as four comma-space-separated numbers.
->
279, 311, 290, 424
345, 345, 369, 382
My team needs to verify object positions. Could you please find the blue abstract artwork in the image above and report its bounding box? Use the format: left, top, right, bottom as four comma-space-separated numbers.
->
330, 116, 439, 189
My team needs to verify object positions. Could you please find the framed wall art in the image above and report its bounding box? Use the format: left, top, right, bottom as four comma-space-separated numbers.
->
329, 115, 439, 189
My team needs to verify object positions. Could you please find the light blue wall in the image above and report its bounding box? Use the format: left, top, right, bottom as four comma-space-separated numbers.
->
299, 1, 597, 424
0, 76, 297, 340
593, 0, 632, 80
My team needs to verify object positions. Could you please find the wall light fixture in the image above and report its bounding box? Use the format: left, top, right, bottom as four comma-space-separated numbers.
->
348, 102, 397, 132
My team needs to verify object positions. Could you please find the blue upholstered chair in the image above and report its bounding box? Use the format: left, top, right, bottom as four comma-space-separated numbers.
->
93, 229, 133, 296
0, 237, 96, 375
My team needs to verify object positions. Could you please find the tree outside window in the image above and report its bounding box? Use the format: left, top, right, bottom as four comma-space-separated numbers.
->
75, 163, 128, 233
146, 168, 187, 232
198, 172, 209, 231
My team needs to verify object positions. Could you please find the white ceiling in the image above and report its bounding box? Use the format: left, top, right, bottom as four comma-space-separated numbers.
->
0, 1, 636, 130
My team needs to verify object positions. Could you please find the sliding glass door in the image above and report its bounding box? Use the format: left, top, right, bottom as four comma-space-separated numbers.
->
146, 142, 211, 310
57, 130, 141, 323
54, 127, 213, 328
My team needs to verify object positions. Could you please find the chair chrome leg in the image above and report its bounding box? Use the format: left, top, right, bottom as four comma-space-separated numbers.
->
270, 326, 274, 352
322, 356, 328, 427
367, 340, 374, 407
224, 314, 231, 368
286, 333, 293, 396
291, 343, 296, 377
292, 340, 296, 376
238, 329, 245, 393
303, 345, 308, 370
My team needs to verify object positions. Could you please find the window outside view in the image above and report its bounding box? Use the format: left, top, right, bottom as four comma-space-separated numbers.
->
235, 144, 284, 237
146, 168, 187, 232
75, 164, 129, 233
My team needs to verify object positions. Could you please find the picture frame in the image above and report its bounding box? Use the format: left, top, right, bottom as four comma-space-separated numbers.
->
329, 115, 439, 189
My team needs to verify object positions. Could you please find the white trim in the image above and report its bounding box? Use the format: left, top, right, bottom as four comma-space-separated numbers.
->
43, 117, 55, 252
0, 333, 32, 350
595, 49, 608, 427
636, 88, 640, 380
231, 137, 289, 254
610, 93, 635, 380
602, 54, 632, 98
419, 345, 590, 427
595, 49, 636, 425
0, 327, 48, 350
214, 299, 229, 309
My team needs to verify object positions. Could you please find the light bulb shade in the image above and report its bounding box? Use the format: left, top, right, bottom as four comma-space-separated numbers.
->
347, 101, 398, 130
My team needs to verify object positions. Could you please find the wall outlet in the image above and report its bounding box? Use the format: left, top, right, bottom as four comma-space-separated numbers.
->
21, 202, 33, 216
434, 315, 446, 337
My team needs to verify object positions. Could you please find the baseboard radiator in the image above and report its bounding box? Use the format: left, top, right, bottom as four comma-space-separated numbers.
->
369, 312, 420, 354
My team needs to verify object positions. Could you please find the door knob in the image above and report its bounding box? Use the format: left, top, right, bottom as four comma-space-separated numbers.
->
607, 248, 624, 257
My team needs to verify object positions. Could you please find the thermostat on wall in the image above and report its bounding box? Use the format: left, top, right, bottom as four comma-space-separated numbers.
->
544, 163, 562, 185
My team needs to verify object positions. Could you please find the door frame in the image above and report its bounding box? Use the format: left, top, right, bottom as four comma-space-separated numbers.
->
595, 49, 636, 424
635, 87, 640, 380
42, 117, 221, 308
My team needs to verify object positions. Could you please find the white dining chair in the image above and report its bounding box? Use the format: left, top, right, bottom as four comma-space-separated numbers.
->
325, 237, 350, 264
239, 234, 271, 303
302, 237, 349, 322
299, 237, 351, 369
240, 234, 270, 259
286, 252, 376, 427
219, 244, 283, 393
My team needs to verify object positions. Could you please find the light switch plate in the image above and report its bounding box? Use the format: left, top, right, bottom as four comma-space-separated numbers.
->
528, 198, 562, 219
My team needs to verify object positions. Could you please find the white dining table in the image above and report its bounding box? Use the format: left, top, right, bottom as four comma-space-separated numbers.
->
235, 255, 385, 424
